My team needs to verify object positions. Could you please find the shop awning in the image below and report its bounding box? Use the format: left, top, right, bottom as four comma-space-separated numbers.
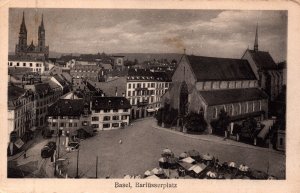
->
146, 109, 155, 112
257, 126, 269, 140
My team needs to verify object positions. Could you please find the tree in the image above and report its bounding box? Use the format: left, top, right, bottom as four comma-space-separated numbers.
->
211, 109, 230, 136
184, 112, 207, 133
241, 117, 258, 139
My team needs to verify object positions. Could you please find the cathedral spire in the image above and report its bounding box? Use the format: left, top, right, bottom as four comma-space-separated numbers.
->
20, 11, 27, 33
254, 23, 258, 52
40, 14, 45, 31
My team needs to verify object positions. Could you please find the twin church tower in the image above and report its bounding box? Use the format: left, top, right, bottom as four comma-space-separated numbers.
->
15, 12, 49, 59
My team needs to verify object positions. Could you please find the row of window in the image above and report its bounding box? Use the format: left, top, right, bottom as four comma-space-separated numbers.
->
49, 122, 79, 127
128, 82, 169, 89
94, 109, 128, 113
213, 101, 262, 119
92, 122, 124, 129
127, 89, 166, 97
8, 62, 43, 67
92, 115, 128, 121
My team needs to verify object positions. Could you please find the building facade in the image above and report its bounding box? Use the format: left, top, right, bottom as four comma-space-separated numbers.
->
8, 84, 35, 139
126, 69, 171, 119
70, 64, 101, 82
47, 99, 91, 135
8, 57, 45, 74
91, 97, 131, 130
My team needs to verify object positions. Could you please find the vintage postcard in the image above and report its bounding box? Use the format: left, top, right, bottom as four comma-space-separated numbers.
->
0, 0, 299, 193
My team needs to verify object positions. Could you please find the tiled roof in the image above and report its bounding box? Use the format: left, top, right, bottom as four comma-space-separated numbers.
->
91, 97, 131, 110
89, 77, 127, 97
34, 83, 52, 95
248, 50, 278, 70
8, 84, 26, 100
199, 88, 268, 106
48, 99, 89, 116
8, 67, 32, 75
127, 68, 171, 81
8, 55, 45, 62
186, 55, 256, 81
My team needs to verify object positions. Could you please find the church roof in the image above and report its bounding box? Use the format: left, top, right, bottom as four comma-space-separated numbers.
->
247, 50, 278, 70
199, 88, 268, 106
186, 55, 256, 81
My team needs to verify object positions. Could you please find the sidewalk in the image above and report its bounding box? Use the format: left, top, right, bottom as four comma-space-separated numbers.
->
152, 124, 284, 155
7, 130, 42, 162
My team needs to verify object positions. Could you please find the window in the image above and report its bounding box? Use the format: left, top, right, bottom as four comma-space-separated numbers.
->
52, 123, 57, 127
30, 63, 32, 67
95, 110, 100, 113
92, 116, 99, 121
132, 91, 135, 96
112, 116, 119, 120
92, 124, 99, 128
17, 63, 19, 66
113, 109, 118, 112
128, 84, 131, 89
10, 62, 12, 66
103, 116, 110, 121
122, 115, 127, 120
69, 123, 72, 127
60, 123, 64, 127
104, 109, 110, 113
133, 84, 135, 89
103, 123, 110, 128
213, 107, 218, 119
124, 109, 128, 112
128, 91, 131, 96
112, 123, 119, 127
23, 63, 26, 67
74, 123, 77, 127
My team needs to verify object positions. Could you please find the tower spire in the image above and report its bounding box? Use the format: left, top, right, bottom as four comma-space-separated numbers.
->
20, 11, 27, 33
254, 23, 258, 52
40, 14, 44, 30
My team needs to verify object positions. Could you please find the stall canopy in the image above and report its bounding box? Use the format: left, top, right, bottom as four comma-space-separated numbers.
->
181, 157, 195, 164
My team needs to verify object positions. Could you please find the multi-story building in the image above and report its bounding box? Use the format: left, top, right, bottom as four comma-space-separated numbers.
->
24, 82, 63, 128
8, 83, 35, 139
47, 99, 91, 136
70, 64, 101, 82
126, 69, 171, 119
8, 56, 45, 74
91, 97, 131, 130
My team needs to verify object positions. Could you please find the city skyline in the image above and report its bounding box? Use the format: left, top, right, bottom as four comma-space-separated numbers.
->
9, 9, 287, 62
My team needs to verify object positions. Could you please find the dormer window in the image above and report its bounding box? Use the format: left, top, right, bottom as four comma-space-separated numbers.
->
108, 100, 111, 106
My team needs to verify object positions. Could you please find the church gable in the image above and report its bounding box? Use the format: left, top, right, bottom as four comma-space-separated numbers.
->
171, 55, 197, 85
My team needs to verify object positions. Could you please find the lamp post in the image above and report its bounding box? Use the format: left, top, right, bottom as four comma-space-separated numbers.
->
75, 147, 80, 178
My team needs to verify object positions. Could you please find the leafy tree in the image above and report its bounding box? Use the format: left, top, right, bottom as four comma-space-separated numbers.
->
241, 117, 258, 139
185, 112, 207, 133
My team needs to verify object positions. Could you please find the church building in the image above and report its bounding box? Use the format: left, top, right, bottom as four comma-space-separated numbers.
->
15, 12, 49, 59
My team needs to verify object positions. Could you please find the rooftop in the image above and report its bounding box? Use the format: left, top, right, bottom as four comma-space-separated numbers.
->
91, 96, 131, 110
247, 50, 278, 70
48, 99, 89, 116
199, 88, 268, 106
186, 55, 256, 81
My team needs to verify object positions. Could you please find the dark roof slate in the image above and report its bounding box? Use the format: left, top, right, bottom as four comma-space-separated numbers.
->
48, 99, 88, 116
91, 97, 131, 110
8, 84, 26, 100
248, 50, 278, 70
186, 55, 256, 81
199, 88, 268, 106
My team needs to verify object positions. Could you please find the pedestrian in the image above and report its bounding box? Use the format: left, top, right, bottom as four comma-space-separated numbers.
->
23, 150, 27, 159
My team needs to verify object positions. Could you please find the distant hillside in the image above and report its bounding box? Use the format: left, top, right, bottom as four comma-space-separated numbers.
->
49, 51, 182, 62
113, 53, 182, 63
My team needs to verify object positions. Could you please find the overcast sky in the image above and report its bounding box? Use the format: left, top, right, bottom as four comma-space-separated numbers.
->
9, 9, 287, 62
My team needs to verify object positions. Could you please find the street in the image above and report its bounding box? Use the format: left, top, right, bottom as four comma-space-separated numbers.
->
62, 117, 285, 179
